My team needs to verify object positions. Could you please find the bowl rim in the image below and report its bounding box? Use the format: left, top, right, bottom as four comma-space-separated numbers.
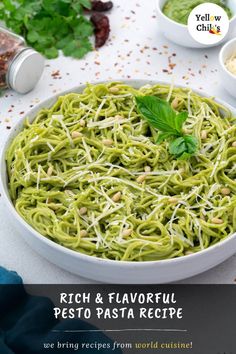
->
1, 78, 236, 268
219, 37, 236, 80
155, 0, 236, 28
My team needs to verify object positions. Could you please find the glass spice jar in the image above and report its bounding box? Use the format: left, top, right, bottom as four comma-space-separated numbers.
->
0, 27, 45, 94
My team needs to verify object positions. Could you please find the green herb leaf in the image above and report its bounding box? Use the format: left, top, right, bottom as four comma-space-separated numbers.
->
0, 0, 93, 59
135, 96, 180, 136
169, 135, 198, 159
135, 95, 198, 159
175, 111, 188, 131
156, 132, 175, 144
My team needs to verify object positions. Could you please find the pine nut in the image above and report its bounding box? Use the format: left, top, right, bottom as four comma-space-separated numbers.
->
136, 174, 146, 183
109, 87, 119, 94
169, 197, 178, 203
144, 165, 151, 173
102, 139, 113, 146
71, 131, 82, 139
211, 217, 223, 224
185, 250, 193, 256
221, 188, 231, 196
171, 97, 179, 109
79, 207, 87, 215
65, 190, 74, 197
47, 166, 53, 176
79, 119, 86, 127
80, 230, 88, 237
201, 130, 208, 140
232, 141, 236, 147
112, 191, 122, 202
115, 114, 123, 120
122, 228, 132, 237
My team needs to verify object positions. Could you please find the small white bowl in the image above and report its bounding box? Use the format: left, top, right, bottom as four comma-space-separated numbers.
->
219, 38, 236, 98
1, 80, 236, 284
156, 0, 236, 48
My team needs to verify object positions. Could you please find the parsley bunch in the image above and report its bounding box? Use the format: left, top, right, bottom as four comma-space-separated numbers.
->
136, 96, 198, 160
0, 0, 94, 59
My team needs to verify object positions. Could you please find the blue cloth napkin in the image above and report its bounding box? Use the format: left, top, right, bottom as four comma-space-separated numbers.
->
0, 267, 122, 354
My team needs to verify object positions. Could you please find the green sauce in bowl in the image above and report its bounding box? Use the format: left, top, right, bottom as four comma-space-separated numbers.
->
162, 0, 232, 25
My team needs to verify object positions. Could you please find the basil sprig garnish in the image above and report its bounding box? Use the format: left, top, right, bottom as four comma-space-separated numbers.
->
135, 96, 198, 159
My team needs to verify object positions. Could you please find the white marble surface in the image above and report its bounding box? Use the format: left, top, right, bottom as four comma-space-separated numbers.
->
0, 0, 235, 284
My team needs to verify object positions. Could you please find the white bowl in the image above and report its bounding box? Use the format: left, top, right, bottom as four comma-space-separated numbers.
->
1, 80, 236, 284
156, 0, 236, 48
219, 37, 236, 98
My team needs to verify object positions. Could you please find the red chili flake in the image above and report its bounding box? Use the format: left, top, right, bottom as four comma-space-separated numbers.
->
169, 63, 176, 70
91, 1, 113, 12
51, 70, 60, 78
95, 61, 100, 65
19, 111, 24, 115
8, 109, 12, 112
91, 13, 110, 48
0, 31, 25, 89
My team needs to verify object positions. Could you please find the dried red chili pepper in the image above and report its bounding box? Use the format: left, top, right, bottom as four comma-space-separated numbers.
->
91, 1, 113, 12
90, 13, 110, 48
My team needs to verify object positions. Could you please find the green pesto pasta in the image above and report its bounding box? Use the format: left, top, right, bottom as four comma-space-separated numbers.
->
6, 82, 236, 261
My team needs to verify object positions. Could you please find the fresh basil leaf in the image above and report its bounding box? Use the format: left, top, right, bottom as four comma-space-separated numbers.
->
169, 137, 186, 157
135, 96, 180, 135
169, 135, 198, 159
183, 135, 198, 155
156, 132, 175, 144
175, 111, 188, 131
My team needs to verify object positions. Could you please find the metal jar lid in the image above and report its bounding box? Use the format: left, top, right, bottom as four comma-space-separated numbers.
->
7, 48, 45, 94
